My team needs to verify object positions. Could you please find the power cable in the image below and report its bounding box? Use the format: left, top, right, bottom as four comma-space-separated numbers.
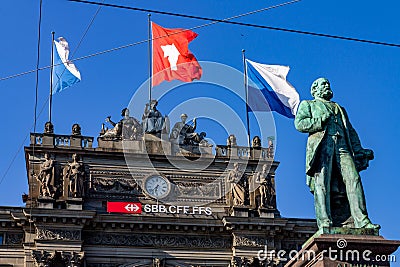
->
0, 1, 104, 186
0, 0, 301, 82
69, 0, 400, 48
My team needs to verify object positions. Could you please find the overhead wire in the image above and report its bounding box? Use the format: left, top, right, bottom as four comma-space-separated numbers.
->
0, 1, 105, 187
0, 0, 299, 82
0, 0, 293, 186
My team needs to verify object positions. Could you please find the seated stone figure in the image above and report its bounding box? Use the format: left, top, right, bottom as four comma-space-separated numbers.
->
100, 108, 142, 140
170, 114, 206, 146
142, 100, 166, 135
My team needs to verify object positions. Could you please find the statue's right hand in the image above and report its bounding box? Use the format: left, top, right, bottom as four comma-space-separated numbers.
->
105, 116, 111, 123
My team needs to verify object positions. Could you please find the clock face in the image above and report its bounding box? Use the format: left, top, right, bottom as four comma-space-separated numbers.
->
144, 175, 170, 199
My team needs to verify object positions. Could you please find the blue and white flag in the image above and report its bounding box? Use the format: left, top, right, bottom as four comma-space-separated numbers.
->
52, 37, 81, 94
246, 59, 299, 118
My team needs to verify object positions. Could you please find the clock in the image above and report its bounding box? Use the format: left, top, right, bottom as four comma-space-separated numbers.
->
143, 175, 171, 199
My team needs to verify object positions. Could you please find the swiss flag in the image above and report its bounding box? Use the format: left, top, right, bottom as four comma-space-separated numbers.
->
152, 22, 202, 86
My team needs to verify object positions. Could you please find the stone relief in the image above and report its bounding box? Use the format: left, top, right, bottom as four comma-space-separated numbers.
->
233, 235, 269, 248
4, 232, 23, 245
85, 233, 231, 248
61, 251, 85, 267
36, 228, 81, 241
32, 250, 56, 267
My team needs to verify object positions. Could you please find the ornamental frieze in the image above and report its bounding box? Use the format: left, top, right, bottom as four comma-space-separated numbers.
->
36, 228, 81, 240
85, 232, 231, 248
5, 232, 24, 245
233, 235, 271, 247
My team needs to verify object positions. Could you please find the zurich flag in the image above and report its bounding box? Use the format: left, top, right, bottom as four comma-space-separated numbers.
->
52, 37, 81, 94
246, 59, 299, 118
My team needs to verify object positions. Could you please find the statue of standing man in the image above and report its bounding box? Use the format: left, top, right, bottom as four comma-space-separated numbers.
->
294, 78, 379, 230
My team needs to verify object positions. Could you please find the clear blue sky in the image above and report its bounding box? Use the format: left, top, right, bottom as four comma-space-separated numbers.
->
1, 0, 399, 257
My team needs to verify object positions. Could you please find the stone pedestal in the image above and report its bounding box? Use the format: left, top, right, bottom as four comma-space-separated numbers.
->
231, 206, 249, 217
285, 232, 400, 267
97, 138, 123, 150
70, 136, 82, 148
122, 140, 144, 153
42, 134, 54, 147
37, 197, 55, 209
66, 198, 83, 210
258, 207, 276, 218
144, 134, 171, 155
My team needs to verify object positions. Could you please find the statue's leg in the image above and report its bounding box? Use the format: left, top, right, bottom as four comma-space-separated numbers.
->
313, 137, 334, 228
336, 137, 371, 228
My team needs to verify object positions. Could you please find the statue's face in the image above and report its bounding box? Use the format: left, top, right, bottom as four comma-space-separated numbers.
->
314, 79, 333, 100
181, 115, 187, 123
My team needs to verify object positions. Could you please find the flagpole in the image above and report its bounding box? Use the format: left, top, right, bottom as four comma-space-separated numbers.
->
148, 14, 152, 104
49, 31, 55, 123
242, 49, 251, 148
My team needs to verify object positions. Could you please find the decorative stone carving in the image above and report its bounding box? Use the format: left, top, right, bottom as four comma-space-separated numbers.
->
34, 152, 55, 198
175, 181, 221, 199
91, 177, 141, 194
101, 108, 143, 140
233, 235, 268, 248
72, 123, 82, 136
37, 228, 81, 240
231, 256, 250, 267
227, 134, 237, 147
85, 233, 231, 248
32, 250, 56, 267
153, 258, 164, 267
226, 163, 248, 207
5, 232, 23, 245
44, 121, 54, 134
61, 251, 84, 267
63, 153, 85, 198
252, 136, 261, 149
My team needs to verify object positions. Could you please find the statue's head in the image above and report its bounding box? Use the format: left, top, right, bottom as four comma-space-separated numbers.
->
72, 153, 79, 162
44, 152, 50, 159
252, 136, 261, 148
311, 78, 333, 100
150, 100, 158, 109
227, 134, 237, 147
121, 108, 130, 117
180, 113, 188, 123
44, 121, 54, 134
72, 123, 81, 136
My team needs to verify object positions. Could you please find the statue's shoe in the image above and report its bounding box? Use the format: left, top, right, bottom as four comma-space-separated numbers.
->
362, 223, 381, 229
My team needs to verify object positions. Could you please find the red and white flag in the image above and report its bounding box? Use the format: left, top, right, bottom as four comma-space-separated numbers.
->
152, 22, 202, 86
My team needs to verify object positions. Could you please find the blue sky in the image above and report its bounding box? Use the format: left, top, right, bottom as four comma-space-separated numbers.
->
1, 0, 399, 256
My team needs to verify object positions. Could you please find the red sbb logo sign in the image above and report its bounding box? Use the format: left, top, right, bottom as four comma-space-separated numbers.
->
107, 202, 142, 214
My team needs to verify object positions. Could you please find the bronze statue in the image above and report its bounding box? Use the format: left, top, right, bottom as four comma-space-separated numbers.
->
35, 153, 54, 197
63, 153, 85, 198
294, 77, 379, 229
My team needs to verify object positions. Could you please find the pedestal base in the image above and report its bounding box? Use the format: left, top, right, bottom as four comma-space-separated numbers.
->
66, 198, 83, 210
231, 206, 249, 217
37, 197, 55, 209
258, 207, 277, 218
285, 233, 400, 267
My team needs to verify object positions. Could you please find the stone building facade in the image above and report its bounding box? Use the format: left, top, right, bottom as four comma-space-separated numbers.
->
0, 116, 316, 267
